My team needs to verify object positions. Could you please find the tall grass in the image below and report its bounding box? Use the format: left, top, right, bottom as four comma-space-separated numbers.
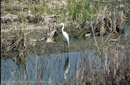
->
67, 0, 98, 23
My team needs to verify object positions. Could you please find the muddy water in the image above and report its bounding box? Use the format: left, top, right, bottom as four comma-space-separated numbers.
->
1, 25, 130, 84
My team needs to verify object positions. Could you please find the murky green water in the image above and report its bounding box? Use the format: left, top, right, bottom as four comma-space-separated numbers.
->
1, 25, 130, 84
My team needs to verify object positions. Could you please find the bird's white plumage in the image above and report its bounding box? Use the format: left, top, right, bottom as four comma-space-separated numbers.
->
61, 23, 69, 46
62, 31, 69, 46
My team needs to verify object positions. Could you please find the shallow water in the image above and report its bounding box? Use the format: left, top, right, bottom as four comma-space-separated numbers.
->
1, 25, 130, 84
1, 49, 98, 84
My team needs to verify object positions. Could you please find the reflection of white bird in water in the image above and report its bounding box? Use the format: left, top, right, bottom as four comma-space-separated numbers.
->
64, 56, 70, 80
60, 23, 69, 48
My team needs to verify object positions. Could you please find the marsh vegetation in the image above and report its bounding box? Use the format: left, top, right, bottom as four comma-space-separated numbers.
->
1, 0, 130, 85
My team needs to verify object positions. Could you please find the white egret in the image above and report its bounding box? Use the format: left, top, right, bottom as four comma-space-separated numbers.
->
59, 23, 70, 80
60, 23, 69, 47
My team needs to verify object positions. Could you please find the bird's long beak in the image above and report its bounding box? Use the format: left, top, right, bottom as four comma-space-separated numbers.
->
58, 23, 61, 26
57, 24, 62, 28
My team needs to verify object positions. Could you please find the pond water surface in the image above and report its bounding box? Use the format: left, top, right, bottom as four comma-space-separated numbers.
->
1, 49, 98, 84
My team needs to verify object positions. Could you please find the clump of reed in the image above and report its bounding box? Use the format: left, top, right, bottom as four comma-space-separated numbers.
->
57, 0, 128, 39
74, 47, 130, 85
1, 29, 28, 67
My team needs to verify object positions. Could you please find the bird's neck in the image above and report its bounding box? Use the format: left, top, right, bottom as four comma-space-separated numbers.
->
62, 24, 64, 33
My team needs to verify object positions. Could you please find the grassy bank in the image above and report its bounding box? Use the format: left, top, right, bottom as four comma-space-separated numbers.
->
1, 0, 129, 47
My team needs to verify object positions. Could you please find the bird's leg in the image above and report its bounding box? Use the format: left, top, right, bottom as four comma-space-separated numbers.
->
65, 41, 68, 57
65, 41, 68, 58
63, 41, 67, 59
64, 41, 65, 52
67, 47, 69, 57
